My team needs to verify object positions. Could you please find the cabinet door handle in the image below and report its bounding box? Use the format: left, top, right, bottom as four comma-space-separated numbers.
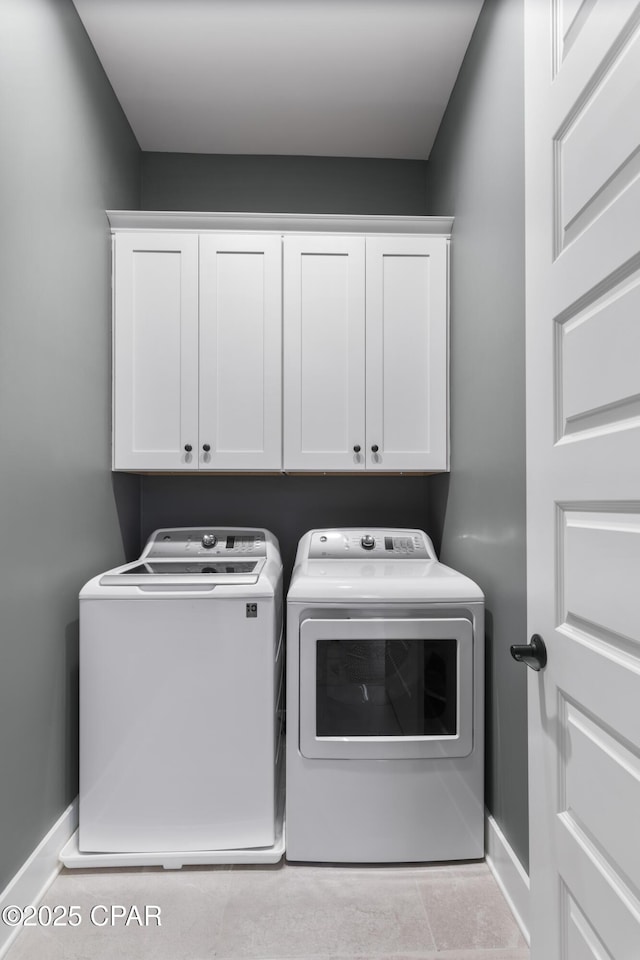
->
353, 445, 361, 453
371, 444, 379, 453
184, 444, 193, 453
202, 444, 211, 452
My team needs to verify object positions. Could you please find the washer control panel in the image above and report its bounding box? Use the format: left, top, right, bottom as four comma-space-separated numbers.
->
145, 529, 267, 558
308, 529, 434, 559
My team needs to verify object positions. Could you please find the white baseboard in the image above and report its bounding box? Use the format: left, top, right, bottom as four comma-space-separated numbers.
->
485, 811, 530, 945
0, 799, 78, 960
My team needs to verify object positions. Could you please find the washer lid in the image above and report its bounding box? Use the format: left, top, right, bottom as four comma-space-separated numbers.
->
99, 558, 264, 586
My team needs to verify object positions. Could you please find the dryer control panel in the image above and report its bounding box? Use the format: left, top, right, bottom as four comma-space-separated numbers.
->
145, 528, 267, 559
308, 529, 435, 559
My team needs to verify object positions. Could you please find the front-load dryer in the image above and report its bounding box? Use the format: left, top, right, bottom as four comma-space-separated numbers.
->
286, 528, 484, 863
79, 527, 283, 857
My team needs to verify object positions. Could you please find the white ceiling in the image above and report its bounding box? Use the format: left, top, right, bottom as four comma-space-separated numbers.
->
72, 0, 484, 160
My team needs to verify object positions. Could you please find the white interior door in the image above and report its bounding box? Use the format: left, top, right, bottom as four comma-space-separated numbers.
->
112, 232, 199, 471
199, 235, 282, 470
283, 236, 365, 471
525, 2, 640, 957
365, 237, 449, 471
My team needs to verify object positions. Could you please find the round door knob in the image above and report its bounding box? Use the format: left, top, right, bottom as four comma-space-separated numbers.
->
371, 444, 379, 453
201, 533, 217, 549
184, 444, 193, 453
202, 443, 211, 452
353, 445, 361, 453
361, 534, 375, 550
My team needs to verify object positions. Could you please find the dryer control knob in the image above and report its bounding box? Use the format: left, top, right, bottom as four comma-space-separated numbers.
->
201, 533, 217, 549
361, 534, 375, 550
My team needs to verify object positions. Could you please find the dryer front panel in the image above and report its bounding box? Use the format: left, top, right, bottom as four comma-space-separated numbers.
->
299, 617, 473, 760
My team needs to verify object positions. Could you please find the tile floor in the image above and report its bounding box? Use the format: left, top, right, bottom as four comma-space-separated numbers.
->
5, 860, 529, 960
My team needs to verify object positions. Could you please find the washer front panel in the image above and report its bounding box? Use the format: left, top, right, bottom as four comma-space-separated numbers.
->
299, 617, 473, 760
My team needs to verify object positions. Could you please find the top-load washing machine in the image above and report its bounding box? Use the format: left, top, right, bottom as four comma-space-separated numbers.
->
286, 528, 484, 863
78, 527, 283, 860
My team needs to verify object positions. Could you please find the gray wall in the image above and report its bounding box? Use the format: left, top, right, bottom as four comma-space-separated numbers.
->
0, 0, 526, 886
0, 0, 140, 889
142, 476, 429, 590
425, 0, 528, 867
140, 153, 431, 587
141, 153, 427, 214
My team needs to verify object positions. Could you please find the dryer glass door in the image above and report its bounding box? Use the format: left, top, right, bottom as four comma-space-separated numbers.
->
299, 617, 473, 760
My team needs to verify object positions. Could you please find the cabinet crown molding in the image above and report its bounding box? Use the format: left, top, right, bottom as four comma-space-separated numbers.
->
106, 210, 453, 236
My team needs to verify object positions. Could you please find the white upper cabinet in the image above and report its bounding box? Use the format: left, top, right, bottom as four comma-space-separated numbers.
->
110, 213, 450, 474
113, 232, 199, 471
366, 237, 448, 471
284, 235, 449, 472
283, 236, 366, 471
199, 235, 282, 470
113, 232, 282, 471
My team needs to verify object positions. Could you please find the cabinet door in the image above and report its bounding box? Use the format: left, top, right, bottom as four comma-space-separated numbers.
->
199, 235, 282, 470
113, 233, 199, 471
365, 237, 449, 471
283, 236, 365, 471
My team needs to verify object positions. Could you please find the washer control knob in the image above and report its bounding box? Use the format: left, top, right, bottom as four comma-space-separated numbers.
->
201, 533, 217, 549
361, 534, 375, 550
